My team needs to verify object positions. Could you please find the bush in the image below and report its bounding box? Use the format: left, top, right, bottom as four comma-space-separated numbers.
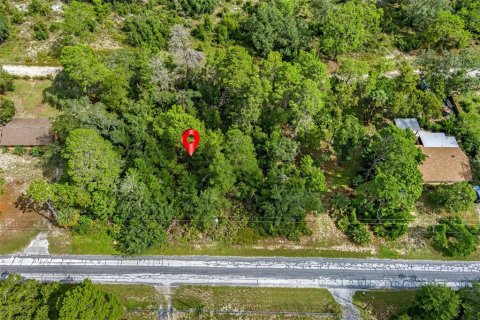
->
10, 8, 25, 25
123, 11, 171, 51
429, 217, 479, 256
173, 0, 218, 17
232, 227, 262, 245
28, 0, 51, 16
13, 146, 25, 156
62, 1, 96, 39
0, 168, 4, 197
0, 98, 14, 125
30, 146, 43, 157
0, 70, 14, 94
425, 182, 477, 212
336, 209, 372, 245
0, 11, 10, 43
408, 284, 460, 320
75, 215, 93, 235
33, 21, 49, 40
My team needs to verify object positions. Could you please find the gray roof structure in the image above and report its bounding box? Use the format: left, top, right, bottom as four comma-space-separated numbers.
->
0, 118, 52, 146
394, 118, 421, 132
419, 132, 459, 148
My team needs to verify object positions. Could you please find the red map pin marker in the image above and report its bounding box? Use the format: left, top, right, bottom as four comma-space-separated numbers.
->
181, 129, 200, 156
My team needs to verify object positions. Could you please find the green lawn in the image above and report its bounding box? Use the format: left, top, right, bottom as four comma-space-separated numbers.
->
172, 286, 341, 319
48, 227, 480, 261
78, 285, 342, 320
6, 79, 59, 118
0, 230, 41, 254
353, 290, 416, 320
48, 227, 120, 255
98, 284, 165, 320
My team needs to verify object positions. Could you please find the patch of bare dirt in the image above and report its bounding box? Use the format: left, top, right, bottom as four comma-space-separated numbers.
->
0, 150, 49, 251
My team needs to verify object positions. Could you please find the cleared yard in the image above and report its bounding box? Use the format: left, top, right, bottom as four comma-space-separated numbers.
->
172, 286, 342, 319
5, 79, 58, 118
353, 290, 416, 320
98, 284, 165, 320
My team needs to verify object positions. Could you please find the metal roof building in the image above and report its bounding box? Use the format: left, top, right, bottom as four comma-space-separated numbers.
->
418, 132, 459, 148
394, 118, 421, 133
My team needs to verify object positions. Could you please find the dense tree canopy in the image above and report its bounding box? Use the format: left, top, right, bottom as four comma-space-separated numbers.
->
429, 217, 479, 257
317, 0, 382, 59
355, 126, 424, 239
426, 183, 477, 213
58, 279, 123, 320
0, 275, 124, 320
15, 0, 480, 255
243, 2, 309, 59
123, 10, 172, 51
396, 282, 480, 320
408, 284, 460, 320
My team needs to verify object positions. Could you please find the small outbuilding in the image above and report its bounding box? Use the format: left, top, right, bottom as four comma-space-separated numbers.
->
0, 118, 52, 146
394, 118, 421, 134
418, 146, 472, 184
418, 132, 459, 148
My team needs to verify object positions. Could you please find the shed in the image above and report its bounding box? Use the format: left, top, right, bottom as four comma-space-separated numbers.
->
0, 118, 52, 146
394, 118, 421, 133
418, 132, 459, 148
418, 146, 472, 184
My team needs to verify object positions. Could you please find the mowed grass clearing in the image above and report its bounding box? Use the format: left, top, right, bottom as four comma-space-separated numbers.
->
6, 79, 59, 118
172, 286, 342, 319
353, 290, 416, 320
98, 284, 165, 320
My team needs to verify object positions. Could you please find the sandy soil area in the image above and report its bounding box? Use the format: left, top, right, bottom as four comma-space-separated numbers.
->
0, 150, 49, 252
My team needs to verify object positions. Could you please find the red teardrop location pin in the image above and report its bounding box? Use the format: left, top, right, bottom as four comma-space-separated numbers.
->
181, 129, 200, 156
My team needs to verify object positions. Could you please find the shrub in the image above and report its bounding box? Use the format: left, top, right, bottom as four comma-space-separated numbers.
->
33, 21, 49, 40
0, 168, 4, 197
28, 0, 51, 16
0, 98, 14, 125
13, 146, 25, 156
173, 0, 218, 17
0, 11, 10, 43
408, 284, 460, 320
10, 8, 25, 25
425, 182, 477, 212
336, 209, 372, 245
0, 70, 14, 94
122, 11, 171, 51
30, 146, 44, 157
62, 1, 96, 39
49, 22, 61, 33
429, 217, 479, 256
75, 216, 93, 235
232, 227, 262, 245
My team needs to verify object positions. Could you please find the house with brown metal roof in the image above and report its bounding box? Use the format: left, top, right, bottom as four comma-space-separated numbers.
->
0, 118, 52, 146
418, 146, 472, 184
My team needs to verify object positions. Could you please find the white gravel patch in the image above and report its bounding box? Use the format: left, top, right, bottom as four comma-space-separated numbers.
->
21, 232, 49, 255
2, 65, 62, 78
330, 289, 361, 320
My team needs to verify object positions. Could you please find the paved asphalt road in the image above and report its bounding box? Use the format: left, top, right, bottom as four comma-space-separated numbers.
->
1, 255, 479, 289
